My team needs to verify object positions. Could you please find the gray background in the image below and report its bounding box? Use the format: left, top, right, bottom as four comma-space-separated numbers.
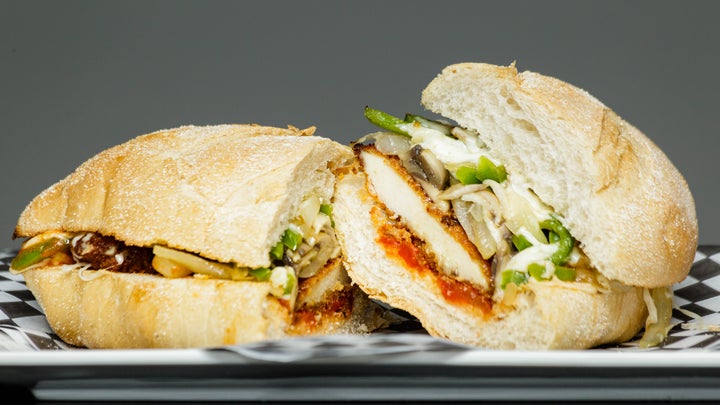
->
2, 0, 718, 251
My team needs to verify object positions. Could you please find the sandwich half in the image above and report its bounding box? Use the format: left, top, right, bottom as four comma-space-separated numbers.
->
11, 124, 388, 349
333, 63, 698, 349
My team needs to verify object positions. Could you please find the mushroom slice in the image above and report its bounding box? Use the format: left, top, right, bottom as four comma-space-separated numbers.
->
408, 145, 449, 190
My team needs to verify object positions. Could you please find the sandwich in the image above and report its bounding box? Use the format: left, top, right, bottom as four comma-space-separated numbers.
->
10, 124, 389, 349
333, 62, 698, 349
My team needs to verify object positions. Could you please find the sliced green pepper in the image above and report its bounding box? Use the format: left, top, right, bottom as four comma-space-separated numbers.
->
475, 156, 507, 183
540, 217, 574, 265
319, 203, 335, 227
547, 231, 560, 244
283, 270, 297, 295
11, 236, 70, 271
319, 203, 332, 217
528, 263, 549, 281
455, 166, 482, 185
270, 241, 284, 261
281, 228, 303, 251
364, 106, 410, 136
455, 157, 507, 185
249, 267, 272, 282
500, 270, 529, 289
512, 234, 533, 251
554, 266, 577, 282
365, 107, 459, 139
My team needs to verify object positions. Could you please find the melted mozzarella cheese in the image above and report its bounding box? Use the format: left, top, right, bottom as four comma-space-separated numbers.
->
502, 243, 558, 275
409, 126, 489, 170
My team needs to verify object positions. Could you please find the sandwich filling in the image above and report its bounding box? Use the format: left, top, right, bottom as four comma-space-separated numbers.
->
359, 108, 596, 305
10, 196, 346, 312
359, 108, 673, 340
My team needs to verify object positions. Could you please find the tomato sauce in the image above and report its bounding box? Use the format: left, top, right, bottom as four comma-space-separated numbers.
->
377, 233, 492, 316
291, 289, 353, 331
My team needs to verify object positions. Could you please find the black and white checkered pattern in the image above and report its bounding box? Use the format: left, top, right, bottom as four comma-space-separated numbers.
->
0, 250, 73, 350
655, 246, 720, 349
2, 247, 720, 353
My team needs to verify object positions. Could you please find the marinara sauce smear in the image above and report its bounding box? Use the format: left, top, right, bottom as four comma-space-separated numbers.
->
374, 213, 493, 318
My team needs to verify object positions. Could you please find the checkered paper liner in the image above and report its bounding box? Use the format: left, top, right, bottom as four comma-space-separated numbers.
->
2, 247, 720, 355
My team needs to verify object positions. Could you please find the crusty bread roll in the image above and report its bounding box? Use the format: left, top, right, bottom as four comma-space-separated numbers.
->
421, 63, 697, 287
22, 267, 289, 348
12, 124, 389, 349
16, 124, 346, 268
333, 63, 697, 349
21, 260, 385, 349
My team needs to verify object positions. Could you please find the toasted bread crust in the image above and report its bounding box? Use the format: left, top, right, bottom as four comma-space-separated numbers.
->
23, 265, 388, 349
15, 124, 353, 269
23, 267, 289, 348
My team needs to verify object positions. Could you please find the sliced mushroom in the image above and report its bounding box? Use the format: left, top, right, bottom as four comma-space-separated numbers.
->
408, 145, 449, 189
401, 156, 428, 183
295, 231, 340, 278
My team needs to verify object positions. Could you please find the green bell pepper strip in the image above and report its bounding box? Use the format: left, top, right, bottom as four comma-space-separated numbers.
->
283, 270, 298, 295
269, 241, 285, 261
249, 267, 272, 281
365, 107, 459, 139
319, 203, 335, 227
547, 231, 560, 244
540, 217, 574, 265
528, 263, 549, 281
319, 203, 332, 217
456, 158, 508, 185
455, 166, 482, 185
281, 228, 303, 251
475, 156, 507, 183
364, 106, 411, 136
554, 266, 577, 282
500, 270, 529, 289
11, 237, 69, 270
512, 234, 533, 251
